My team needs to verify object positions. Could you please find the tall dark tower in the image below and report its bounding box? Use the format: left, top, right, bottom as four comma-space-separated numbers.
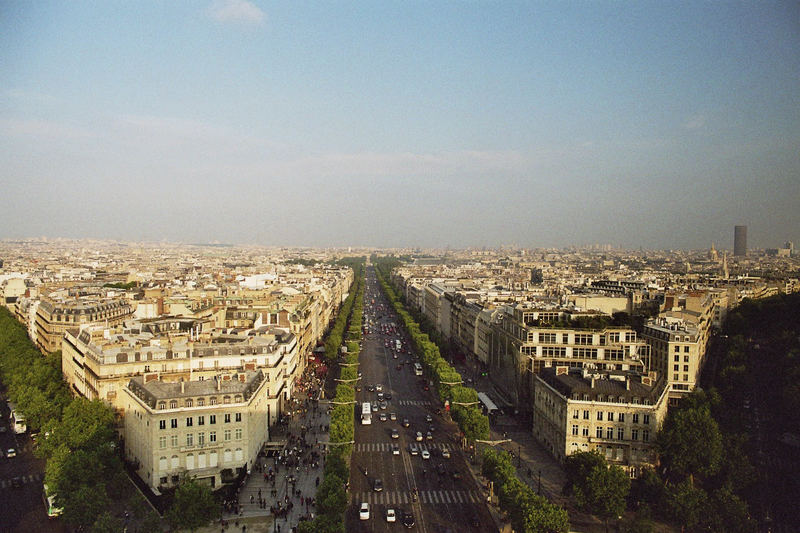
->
734, 225, 747, 256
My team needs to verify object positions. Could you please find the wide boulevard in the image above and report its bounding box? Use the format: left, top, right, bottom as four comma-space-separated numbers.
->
344, 266, 494, 532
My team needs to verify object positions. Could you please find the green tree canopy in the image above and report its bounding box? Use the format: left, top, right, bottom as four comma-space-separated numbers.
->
166, 478, 219, 532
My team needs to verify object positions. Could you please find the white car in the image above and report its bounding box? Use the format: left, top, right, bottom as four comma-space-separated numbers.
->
386, 508, 396, 523
359, 502, 370, 520
375, 384, 383, 392
421, 449, 431, 460
415, 431, 423, 442
442, 449, 451, 459
6, 448, 16, 458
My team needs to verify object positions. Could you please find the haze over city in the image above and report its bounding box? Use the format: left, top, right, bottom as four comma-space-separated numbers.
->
2, 1, 798, 249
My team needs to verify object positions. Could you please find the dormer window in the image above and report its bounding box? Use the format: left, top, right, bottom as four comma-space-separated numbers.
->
186, 399, 193, 408
158, 402, 166, 410
169, 400, 178, 409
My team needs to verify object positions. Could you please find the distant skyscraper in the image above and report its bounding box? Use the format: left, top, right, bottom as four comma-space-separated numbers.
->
734, 225, 747, 256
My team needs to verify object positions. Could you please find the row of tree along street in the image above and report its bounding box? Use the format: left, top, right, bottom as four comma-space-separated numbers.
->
297, 257, 365, 533
0, 307, 162, 532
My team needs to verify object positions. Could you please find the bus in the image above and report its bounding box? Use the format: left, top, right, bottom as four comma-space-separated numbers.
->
43, 483, 63, 517
477, 392, 499, 418
361, 402, 372, 425
414, 363, 423, 376
8, 403, 27, 434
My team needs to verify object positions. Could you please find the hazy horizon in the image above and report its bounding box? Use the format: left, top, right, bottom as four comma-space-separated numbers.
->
2, 2, 798, 250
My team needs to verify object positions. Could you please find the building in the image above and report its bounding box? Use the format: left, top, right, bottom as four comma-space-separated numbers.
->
35, 297, 133, 353
532, 366, 669, 477
734, 225, 747, 257
123, 369, 273, 491
61, 317, 296, 416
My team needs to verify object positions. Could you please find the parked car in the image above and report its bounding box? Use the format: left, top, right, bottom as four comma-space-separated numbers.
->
391, 429, 399, 439
415, 431, 423, 442
402, 512, 415, 528
6, 448, 16, 458
386, 508, 396, 523
421, 449, 430, 460
373, 478, 383, 492
359, 502, 370, 520
392, 444, 400, 455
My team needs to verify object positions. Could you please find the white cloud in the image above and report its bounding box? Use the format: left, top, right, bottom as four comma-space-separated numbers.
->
207, 0, 265, 25
684, 113, 707, 130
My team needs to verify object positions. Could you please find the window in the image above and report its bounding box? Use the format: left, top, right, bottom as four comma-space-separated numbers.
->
198, 432, 205, 446
224, 414, 231, 423
683, 374, 688, 381
197, 399, 205, 407
210, 397, 217, 405
684, 346, 690, 353
674, 355, 679, 362
198, 416, 205, 426
171, 455, 179, 469
186, 434, 194, 446
643, 430, 650, 442
632, 414, 639, 424
210, 431, 217, 443
235, 448, 243, 461
583, 410, 589, 420
235, 428, 242, 440
596, 427, 603, 438
631, 429, 639, 441
159, 436, 166, 449
159, 456, 167, 471
643, 414, 650, 425
607, 412, 614, 422
572, 425, 578, 436
186, 417, 193, 427
171, 418, 178, 429
618, 413, 625, 423
235, 413, 242, 422
674, 364, 679, 371
158, 402, 166, 410
597, 411, 603, 421
224, 449, 232, 463
170, 435, 178, 448
186, 399, 193, 408
209, 415, 216, 424
606, 427, 613, 439
159, 420, 166, 430
573, 410, 579, 419
674, 345, 680, 352
684, 355, 690, 362
617, 427, 624, 440
170, 400, 177, 409
582, 427, 589, 437
224, 429, 231, 441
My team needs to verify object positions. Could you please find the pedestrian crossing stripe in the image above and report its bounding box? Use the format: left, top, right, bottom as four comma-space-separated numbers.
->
0, 473, 42, 488
350, 490, 480, 505
397, 400, 432, 406
353, 442, 452, 452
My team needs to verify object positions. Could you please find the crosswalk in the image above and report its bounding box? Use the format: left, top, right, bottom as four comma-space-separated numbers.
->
354, 442, 453, 453
0, 473, 42, 489
350, 489, 481, 505
396, 400, 432, 406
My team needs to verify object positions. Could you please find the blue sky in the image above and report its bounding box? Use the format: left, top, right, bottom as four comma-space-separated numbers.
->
1, 1, 798, 249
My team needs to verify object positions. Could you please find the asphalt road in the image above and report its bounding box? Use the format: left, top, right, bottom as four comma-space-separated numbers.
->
0, 400, 67, 533
345, 266, 494, 533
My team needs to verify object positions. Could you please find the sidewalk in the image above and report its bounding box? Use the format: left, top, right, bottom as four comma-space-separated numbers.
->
201, 364, 331, 533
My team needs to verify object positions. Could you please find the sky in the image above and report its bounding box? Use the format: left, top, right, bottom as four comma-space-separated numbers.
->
1, 1, 799, 250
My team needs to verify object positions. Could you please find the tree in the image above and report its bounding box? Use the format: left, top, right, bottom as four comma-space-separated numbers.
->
664, 478, 709, 531
91, 511, 124, 533
580, 464, 631, 531
62, 484, 111, 530
166, 478, 218, 532
657, 400, 722, 483
564, 450, 606, 494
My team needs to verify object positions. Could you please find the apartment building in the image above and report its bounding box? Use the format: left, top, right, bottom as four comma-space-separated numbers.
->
532, 366, 669, 477
123, 370, 272, 491
35, 296, 133, 353
490, 304, 648, 410
61, 317, 295, 415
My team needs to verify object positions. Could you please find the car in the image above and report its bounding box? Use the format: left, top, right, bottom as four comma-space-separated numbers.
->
402, 418, 410, 428
396, 364, 402, 370
428, 425, 435, 433
392, 444, 400, 455
409, 443, 419, 455
415, 431, 423, 442
372, 402, 379, 411
425, 414, 433, 423
373, 478, 383, 492
379, 413, 387, 422
6, 448, 16, 458
436, 463, 446, 475
426, 431, 433, 440
423, 384, 430, 391
390, 412, 397, 421
470, 515, 480, 527
379, 401, 388, 410
359, 502, 370, 520
386, 508, 396, 523
0, 426, 6, 433
452, 471, 462, 480
421, 449, 430, 460
442, 449, 451, 459
377, 392, 384, 401
391, 428, 399, 439
10, 476, 23, 489
385, 393, 392, 400
367, 385, 375, 392
375, 384, 383, 392
355, 385, 362, 392
402, 512, 415, 528
393, 353, 398, 359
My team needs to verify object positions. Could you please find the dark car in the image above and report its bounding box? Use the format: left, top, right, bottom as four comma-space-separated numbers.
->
373, 478, 383, 492
402, 511, 415, 528
11, 476, 23, 489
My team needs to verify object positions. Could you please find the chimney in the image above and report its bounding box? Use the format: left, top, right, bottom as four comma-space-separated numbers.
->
217, 376, 221, 391
181, 380, 185, 394
590, 376, 596, 388
626, 376, 631, 390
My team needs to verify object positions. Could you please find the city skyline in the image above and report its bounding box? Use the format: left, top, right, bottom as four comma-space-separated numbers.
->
2, 1, 799, 249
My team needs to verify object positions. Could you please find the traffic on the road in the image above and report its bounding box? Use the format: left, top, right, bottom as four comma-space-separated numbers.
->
346, 266, 493, 532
